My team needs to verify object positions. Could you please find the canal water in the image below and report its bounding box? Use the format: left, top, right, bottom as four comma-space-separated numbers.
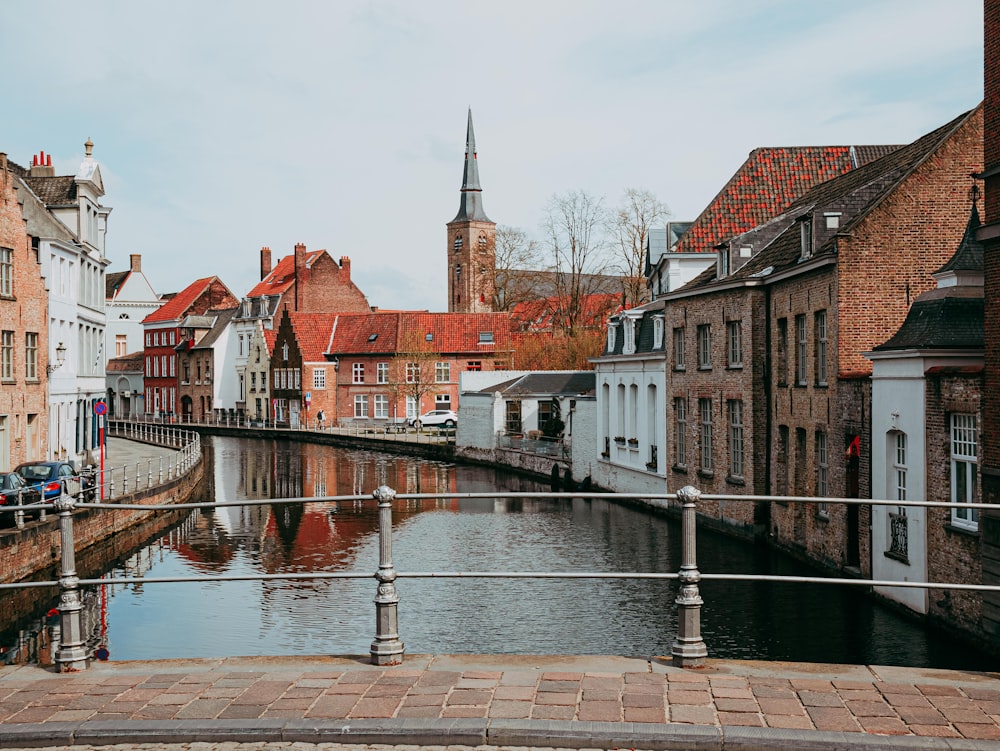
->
6, 435, 1000, 670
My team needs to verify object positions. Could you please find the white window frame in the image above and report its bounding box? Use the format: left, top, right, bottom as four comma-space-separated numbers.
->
697, 324, 711, 369
374, 393, 389, 419
728, 400, 744, 478
673, 327, 685, 369
674, 397, 686, 468
435, 361, 450, 383
352, 362, 364, 384
313, 368, 326, 389
377, 362, 389, 384
795, 314, 807, 386
406, 362, 418, 384
816, 431, 829, 514
353, 394, 369, 418
815, 310, 828, 385
951, 414, 979, 530
25, 332, 38, 380
0, 248, 11, 296
727, 321, 742, 367
699, 397, 713, 472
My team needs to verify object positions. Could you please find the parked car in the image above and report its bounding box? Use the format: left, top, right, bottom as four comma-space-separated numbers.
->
14, 460, 86, 503
411, 410, 458, 429
0, 471, 41, 526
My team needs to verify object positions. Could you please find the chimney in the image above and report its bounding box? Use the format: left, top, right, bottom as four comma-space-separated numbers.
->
260, 246, 272, 280
294, 243, 307, 311
340, 256, 351, 280
29, 150, 55, 177
130, 253, 142, 272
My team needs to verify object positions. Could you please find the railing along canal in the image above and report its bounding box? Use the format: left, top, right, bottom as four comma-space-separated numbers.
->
1, 475, 996, 672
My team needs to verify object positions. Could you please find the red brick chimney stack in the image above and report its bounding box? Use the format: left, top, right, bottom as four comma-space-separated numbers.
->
130, 253, 141, 272
260, 246, 272, 280
340, 256, 351, 280
294, 242, 307, 311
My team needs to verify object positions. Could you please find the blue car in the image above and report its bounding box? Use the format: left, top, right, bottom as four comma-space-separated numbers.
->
15, 461, 85, 503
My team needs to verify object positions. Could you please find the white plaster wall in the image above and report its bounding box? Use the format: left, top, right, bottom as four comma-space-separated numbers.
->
457, 392, 497, 449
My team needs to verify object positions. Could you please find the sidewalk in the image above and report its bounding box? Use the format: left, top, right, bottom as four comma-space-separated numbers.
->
2, 653, 1000, 750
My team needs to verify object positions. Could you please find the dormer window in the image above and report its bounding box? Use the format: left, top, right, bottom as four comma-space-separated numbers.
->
623, 317, 636, 355
479, 331, 494, 343
652, 315, 665, 349
718, 246, 730, 277
800, 216, 813, 260
607, 322, 617, 351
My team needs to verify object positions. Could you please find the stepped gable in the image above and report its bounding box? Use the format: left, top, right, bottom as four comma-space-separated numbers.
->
247, 249, 325, 297
674, 144, 902, 256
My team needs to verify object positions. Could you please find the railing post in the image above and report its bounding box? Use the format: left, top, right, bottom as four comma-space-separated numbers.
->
158, 456, 163, 484
54, 490, 89, 671
671, 485, 708, 667
370, 484, 404, 665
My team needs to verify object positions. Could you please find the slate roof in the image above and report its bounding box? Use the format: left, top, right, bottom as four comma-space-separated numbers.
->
672, 145, 902, 257
106, 351, 144, 372
475, 372, 596, 397
935, 204, 984, 275
247, 250, 326, 298
143, 277, 227, 323
22, 175, 77, 205
676, 108, 980, 294
106, 270, 130, 299
190, 308, 237, 350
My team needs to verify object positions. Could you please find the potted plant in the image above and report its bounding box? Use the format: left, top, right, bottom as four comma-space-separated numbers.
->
613, 436, 626, 445
627, 437, 639, 447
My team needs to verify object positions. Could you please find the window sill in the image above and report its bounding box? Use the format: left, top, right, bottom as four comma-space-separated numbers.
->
672, 465, 688, 475
944, 522, 979, 537
814, 512, 830, 523
883, 550, 910, 566
813, 382, 829, 389
727, 364, 744, 370
673, 366, 686, 372
697, 469, 714, 480
726, 475, 745, 487
697, 366, 713, 372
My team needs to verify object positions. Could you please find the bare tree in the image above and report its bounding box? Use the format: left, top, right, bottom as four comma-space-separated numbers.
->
542, 190, 613, 334
389, 329, 439, 423
491, 225, 542, 312
612, 188, 670, 308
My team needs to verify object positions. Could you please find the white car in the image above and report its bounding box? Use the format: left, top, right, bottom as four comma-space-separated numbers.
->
412, 410, 457, 428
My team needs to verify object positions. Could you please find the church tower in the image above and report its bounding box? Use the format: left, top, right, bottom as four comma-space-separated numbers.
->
447, 109, 496, 313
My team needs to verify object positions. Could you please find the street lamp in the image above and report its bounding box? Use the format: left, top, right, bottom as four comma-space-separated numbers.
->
46, 342, 66, 374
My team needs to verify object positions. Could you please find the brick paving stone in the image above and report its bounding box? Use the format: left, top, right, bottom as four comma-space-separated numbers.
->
7, 706, 60, 723
756, 697, 805, 716
222, 671, 265, 680
581, 689, 620, 701
117, 687, 165, 702
301, 670, 344, 680
883, 693, 933, 708
363, 683, 410, 698
979, 700, 1000, 715
538, 680, 580, 692
47, 709, 97, 722
260, 708, 304, 718
535, 692, 578, 706
147, 693, 192, 705
710, 676, 750, 688
494, 685, 535, 701
324, 683, 369, 695
337, 670, 384, 684
399, 693, 446, 707
531, 704, 576, 720
396, 705, 444, 718
966, 687, 1000, 700
577, 700, 622, 722
413, 671, 462, 686
462, 671, 501, 680
623, 672, 664, 684
765, 713, 816, 730
497, 670, 538, 686
833, 680, 875, 690
717, 711, 764, 727
715, 698, 760, 713
62, 693, 112, 709
446, 689, 492, 705
856, 716, 910, 734
133, 705, 180, 720
917, 684, 963, 696
349, 697, 401, 718
542, 672, 584, 681
281, 686, 325, 699
487, 700, 532, 719
929, 695, 978, 709
799, 690, 845, 708
908, 724, 961, 737
581, 673, 622, 689
213, 678, 258, 688
455, 678, 498, 689
305, 696, 358, 718
174, 698, 230, 719
200, 687, 245, 699
669, 704, 717, 724
666, 672, 710, 686
806, 706, 862, 732
876, 682, 921, 695
236, 681, 292, 703
711, 686, 754, 700
268, 697, 316, 711
441, 705, 487, 718
751, 684, 796, 699
667, 689, 711, 705
791, 679, 834, 691
624, 705, 666, 723
622, 692, 662, 708
956, 723, 1000, 740
845, 700, 896, 717
102, 700, 145, 714
895, 706, 948, 725
839, 689, 883, 701
939, 707, 992, 724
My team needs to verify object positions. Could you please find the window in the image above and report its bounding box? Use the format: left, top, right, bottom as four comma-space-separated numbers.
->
183, 363, 190, 384
795, 314, 807, 385
435, 394, 451, 409
776, 426, 790, 497
377, 362, 389, 383
354, 394, 369, 418
894, 432, 908, 503
727, 321, 742, 367
373, 394, 389, 419
794, 428, 807, 496
116, 334, 127, 357
776, 318, 788, 385
800, 217, 812, 259
653, 316, 664, 349
699, 398, 713, 472
728, 400, 743, 478
406, 362, 418, 383
623, 317, 636, 354
467, 361, 482, 371
815, 311, 828, 385
816, 431, 829, 513
25, 332, 38, 380
697, 325, 711, 369
145, 333, 151, 347
951, 414, 978, 530
889, 431, 909, 561
674, 397, 687, 467
238, 334, 244, 356
505, 401, 522, 433
673, 327, 685, 369
313, 368, 326, 389
479, 331, 494, 343
251, 371, 257, 390
435, 362, 450, 383
352, 362, 364, 384
454, 235, 463, 251
0, 248, 11, 296
154, 332, 160, 346
170, 331, 176, 345
607, 323, 617, 352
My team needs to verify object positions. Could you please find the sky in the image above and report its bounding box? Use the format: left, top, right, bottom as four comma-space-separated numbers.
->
0, 0, 985, 312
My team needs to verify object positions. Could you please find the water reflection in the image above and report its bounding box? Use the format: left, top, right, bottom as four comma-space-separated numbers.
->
5, 434, 1000, 671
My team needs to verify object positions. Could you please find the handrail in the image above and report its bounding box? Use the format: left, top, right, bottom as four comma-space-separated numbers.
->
3, 475, 993, 672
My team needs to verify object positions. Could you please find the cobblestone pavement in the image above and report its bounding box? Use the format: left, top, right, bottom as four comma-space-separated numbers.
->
3, 654, 1000, 750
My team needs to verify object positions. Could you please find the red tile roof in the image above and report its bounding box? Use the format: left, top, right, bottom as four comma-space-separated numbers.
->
510, 294, 620, 332
142, 277, 224, 323
247, 250, 325, 297
673, 146, 899, 255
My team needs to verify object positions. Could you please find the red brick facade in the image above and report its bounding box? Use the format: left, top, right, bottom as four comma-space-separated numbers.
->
0, 156, 48, 466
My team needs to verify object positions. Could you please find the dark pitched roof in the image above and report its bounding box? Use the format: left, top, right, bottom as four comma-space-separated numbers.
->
106, 270, 129, 298
450, 109, 492, 223
22, 175, 77, 205
191, 308, 237, 350
672, 145, 902, 257
476, 372, 595, 396
872, 288, 983, 350
935, 204, 984, 274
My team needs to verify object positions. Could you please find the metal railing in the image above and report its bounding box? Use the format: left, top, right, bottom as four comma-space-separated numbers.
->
497, 431, 568, 458
2, 481, 996, 673
1, 425, 200, 529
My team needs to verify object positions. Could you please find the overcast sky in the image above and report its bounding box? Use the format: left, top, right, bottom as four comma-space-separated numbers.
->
1, 0, 984, 311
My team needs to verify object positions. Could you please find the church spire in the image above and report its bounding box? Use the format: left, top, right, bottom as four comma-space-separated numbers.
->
452, 108, 491, 223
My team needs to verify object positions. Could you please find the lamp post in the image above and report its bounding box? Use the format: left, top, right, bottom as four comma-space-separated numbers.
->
332, 356, 339, 429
